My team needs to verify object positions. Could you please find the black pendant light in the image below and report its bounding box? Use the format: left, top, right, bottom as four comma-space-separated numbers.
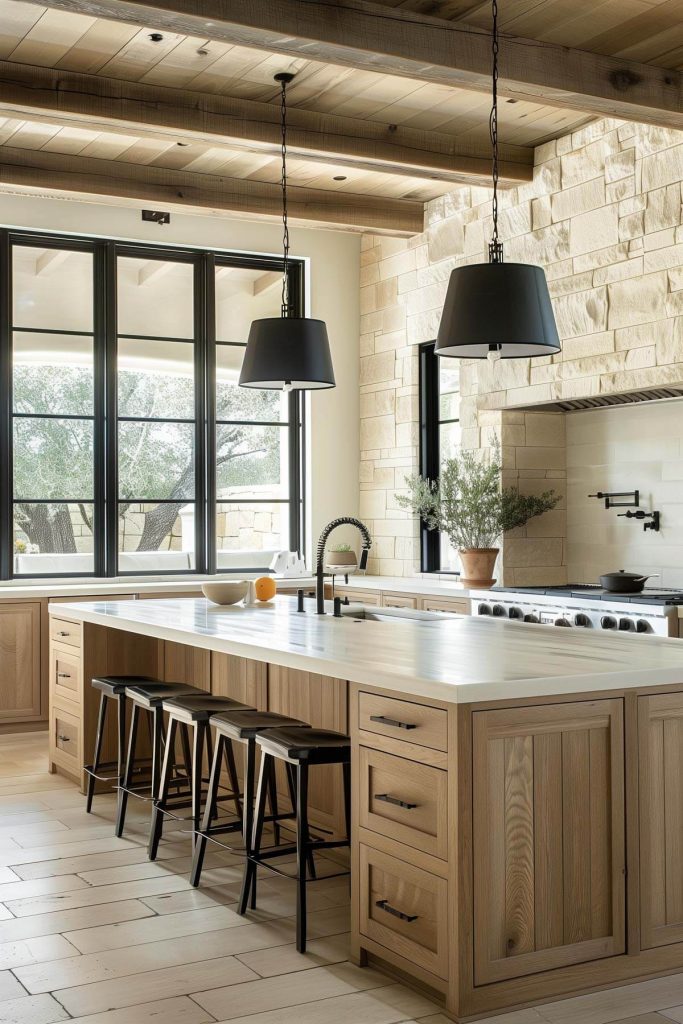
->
435, 0, 560, 359
240, 72, 335, 390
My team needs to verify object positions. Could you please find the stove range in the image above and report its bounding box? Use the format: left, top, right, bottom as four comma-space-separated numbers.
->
473, 585, 683, 636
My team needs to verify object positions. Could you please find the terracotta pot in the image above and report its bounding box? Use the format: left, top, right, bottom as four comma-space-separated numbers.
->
325, 549, 358, 571
459, 548, 498, 588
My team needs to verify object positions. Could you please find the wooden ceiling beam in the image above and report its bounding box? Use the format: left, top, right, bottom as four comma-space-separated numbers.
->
23, 0, 683, 129
0, 60, 532, 186
0, 145, 425, 235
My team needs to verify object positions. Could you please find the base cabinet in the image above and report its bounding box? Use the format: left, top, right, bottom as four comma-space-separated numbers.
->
0, 602, 41, 723
472, 700, 626, 984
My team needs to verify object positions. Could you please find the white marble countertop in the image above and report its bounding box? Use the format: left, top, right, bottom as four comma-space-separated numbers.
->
0, 576, 317, 601
331, 574, 471, 598
49, 595, 683, 704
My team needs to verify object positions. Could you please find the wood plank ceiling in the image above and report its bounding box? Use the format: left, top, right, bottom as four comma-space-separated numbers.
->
0, 0, 679, 235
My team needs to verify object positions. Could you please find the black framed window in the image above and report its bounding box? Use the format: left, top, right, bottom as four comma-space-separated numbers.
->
419, 341, 461, 574
0, 229, 304, 579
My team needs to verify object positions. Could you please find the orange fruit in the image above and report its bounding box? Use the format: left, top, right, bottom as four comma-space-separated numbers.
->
254, 576, 277, 602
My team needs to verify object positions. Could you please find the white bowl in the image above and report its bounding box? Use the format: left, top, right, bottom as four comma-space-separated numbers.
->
201, 581, 249, 606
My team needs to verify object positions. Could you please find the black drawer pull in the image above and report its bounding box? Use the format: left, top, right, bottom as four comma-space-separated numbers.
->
57, 734, 71, 742
376, 899, 417, 923
375, 793, 418, 810
57, 631, 71, 637
369, 715, 416, 730
57, 672, 71, 679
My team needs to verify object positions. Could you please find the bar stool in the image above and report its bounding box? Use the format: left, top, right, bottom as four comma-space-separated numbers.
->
189, 709, 309, 888
238, 726, 351, 953
148, 693, 252, 860
85, 675, 157, 814
115, 681, 207, 838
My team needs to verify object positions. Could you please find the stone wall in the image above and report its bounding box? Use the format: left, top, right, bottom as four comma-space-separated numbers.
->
360, 118, 683, 583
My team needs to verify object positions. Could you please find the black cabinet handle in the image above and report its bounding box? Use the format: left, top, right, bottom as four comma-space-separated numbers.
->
57, 631, 70, 637
57, 673, 71, 679
376, 899, 418, 923
375, 793, 418, 810
369, 715, 416, 730
57, 734, 70, 742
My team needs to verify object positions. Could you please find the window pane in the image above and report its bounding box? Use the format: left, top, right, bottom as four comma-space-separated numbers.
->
217, 424, 288, 499
217, 502, 289, 569
439, 362, 460, 420
118, 338, 195, 419
215, 266, 281, 344
440, 531, 460, 574
14, 502, 94, 573
13, 333, 93, 416
14, 418, 93, 500
12, 247, 93, 332
216, 344, 286, 423
439, 421, 461, 461
117, 257, 194, 339
119, 421, 195, 501
118, 502, 195, 572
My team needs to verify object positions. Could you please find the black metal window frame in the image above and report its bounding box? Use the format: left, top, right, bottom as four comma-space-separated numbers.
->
418, 340, 460, 575
1, 228, 305, 580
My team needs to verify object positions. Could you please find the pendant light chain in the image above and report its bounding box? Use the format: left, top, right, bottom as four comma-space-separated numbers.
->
488, 0, 503, 265
279, 74, 291, 317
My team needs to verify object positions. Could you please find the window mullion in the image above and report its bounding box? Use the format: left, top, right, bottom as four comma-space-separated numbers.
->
0, 232, 11, 580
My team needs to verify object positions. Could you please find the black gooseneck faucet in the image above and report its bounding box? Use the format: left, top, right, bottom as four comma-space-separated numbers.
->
315, 517, 372, 614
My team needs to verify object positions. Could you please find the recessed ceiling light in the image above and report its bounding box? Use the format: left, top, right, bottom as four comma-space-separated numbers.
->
506, 98, 518, 104
333, 175, 347, 181
149, 32, 164, 42
177, 142, 190, 147
197, 47, 209, 56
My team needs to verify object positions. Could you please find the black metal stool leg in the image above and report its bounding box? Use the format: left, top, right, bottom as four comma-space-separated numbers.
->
149, 718, 177, 860
223, 738, 243, 822
266, 757, 280, 846
191, 722, 206, 851
86, 693, 108, 813
151, 705, 164, 801
190, 734, 224, 887
179, 722, 192, 780
296, 763, 310, 953
115, 703, 140, 837
239, 753, 269, 915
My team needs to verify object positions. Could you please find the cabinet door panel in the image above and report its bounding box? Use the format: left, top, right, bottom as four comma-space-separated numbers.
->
0, 603, 41, 721
268, 664, 347, 835
639, 693, 683, 949
473, 699, 625, 985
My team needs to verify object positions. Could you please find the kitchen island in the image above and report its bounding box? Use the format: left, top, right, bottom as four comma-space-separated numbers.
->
48, 596, 683, 1021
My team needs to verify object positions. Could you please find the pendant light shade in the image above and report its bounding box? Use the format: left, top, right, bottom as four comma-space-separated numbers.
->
435, 262, 561, 359
240, 72, 335, 392
436, 0, 560, 361
239, 317, 335, 389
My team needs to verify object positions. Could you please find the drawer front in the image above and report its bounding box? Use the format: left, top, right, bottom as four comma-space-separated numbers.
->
421, 597, 470, 616
51, 647, 81, 705
50, 617, 82, 650
359, 747, 447, 860
381, 593, 418, 610
359, 692, 447, 752
359, 844, 448, 979
342, 589, 381, 606
50, 701, 81, 776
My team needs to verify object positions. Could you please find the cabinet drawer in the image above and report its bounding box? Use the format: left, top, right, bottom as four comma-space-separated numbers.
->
341, 589, 381, 606
381, 593, 418, 610
50, 617, 82, 650
421, 597, 470, 616
359, 844, 448, 979
359, 692, 447, 752
50, 701, 81, 776
51, 647, 81, 706
359, 747, 447, 860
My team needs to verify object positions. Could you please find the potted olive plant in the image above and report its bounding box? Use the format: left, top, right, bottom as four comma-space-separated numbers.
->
325, 542, 358, 572
395, 443, 560, 587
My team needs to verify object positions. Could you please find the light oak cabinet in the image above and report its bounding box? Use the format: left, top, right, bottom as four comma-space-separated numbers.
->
0, 602, 41, 723
638, 692, 683, 950
472, 700, 626, 984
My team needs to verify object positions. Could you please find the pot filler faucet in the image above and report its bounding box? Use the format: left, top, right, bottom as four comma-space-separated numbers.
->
315, 517, 372, 615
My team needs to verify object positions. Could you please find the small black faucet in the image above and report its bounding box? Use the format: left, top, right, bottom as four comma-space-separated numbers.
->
315, 517, 372, 615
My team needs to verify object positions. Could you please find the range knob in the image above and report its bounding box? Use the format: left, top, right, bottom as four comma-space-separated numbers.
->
636, 619, 652, 634
619, 618, 635, 632
478, 603, 492, 616
601, 615, 617, 630
555, 617, 571, 627
508, 606, 523, 620
492, 604, 507, 617
524, 613, 539, 624
574, 613, 591, 627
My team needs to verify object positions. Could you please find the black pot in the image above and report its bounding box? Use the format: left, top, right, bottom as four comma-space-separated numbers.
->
599, 569, 657, 594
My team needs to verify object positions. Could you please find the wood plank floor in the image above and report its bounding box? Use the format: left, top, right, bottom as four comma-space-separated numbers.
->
1, 734, 683, 1024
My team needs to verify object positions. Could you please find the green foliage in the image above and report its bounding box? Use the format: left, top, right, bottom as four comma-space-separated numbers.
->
329, 543, 353, 553
395, 441, 560, 550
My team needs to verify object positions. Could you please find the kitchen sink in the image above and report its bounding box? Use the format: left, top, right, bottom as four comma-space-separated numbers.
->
339, 602, 452, 623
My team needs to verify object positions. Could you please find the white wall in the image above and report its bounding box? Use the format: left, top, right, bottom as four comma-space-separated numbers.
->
566, 401, 683, 587
0, 191, 361, 564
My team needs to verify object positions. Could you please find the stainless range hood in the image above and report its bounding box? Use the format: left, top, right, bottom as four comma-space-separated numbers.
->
519, 386, 683, 413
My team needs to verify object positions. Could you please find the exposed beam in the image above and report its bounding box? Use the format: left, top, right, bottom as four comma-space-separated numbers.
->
253, 271, 281, 296
0, 60, 532, 186
23, 0, 683, 129
138, 260, 174, 286
0, 146, 424, 235
35, 249, 71, 275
